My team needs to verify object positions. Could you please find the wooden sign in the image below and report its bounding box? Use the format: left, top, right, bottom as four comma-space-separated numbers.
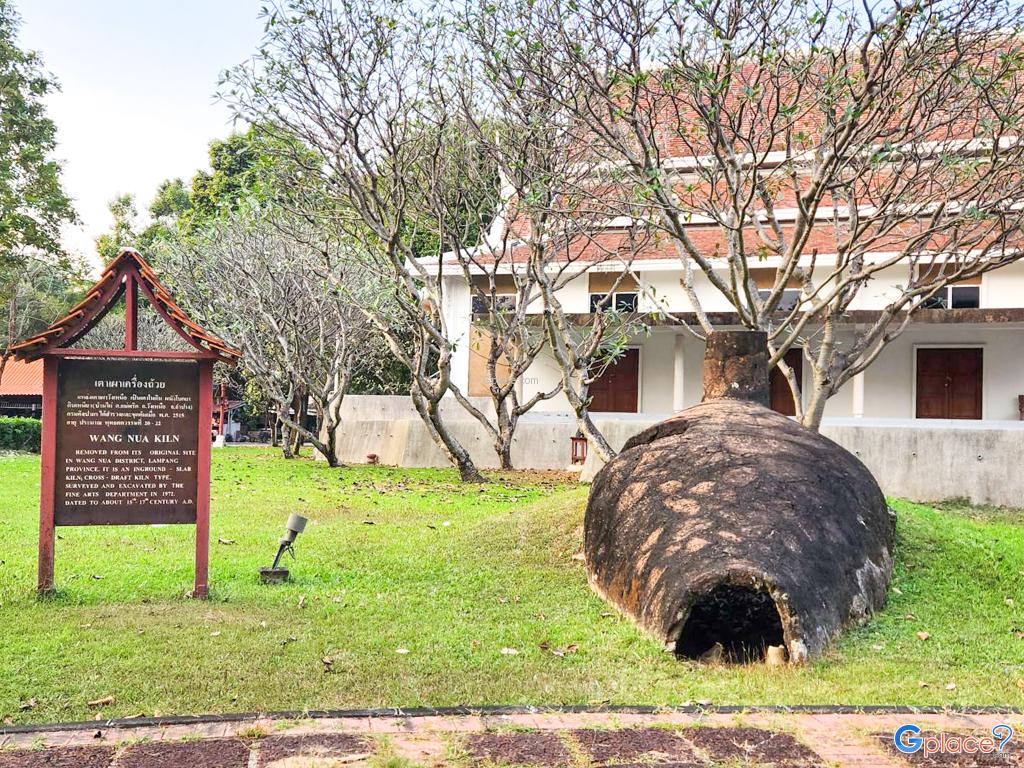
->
55, 357, 200, 526
11, 249, 239, 597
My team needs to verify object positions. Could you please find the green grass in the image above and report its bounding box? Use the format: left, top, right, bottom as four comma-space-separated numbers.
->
0, 447, 1022, 724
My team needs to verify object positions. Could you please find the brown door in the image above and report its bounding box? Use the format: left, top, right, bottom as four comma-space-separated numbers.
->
770, 349, 803, 416
589, 348, 640, 412
916, 348, 983, 419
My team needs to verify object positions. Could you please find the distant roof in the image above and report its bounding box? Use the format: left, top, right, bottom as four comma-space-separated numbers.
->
0, 358, 43, 397
10, 248, 240, 364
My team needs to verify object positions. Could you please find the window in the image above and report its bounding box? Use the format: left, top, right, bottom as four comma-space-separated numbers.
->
590, 292, 638, 313
472, 293, 517, 314
921, 285, 980, 310
758, 289, 801, 312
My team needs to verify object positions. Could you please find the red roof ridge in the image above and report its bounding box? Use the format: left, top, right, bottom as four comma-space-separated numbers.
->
9, 248, 240, 364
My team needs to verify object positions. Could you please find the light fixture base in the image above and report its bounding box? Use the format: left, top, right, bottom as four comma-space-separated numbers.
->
259, 567, 290, 584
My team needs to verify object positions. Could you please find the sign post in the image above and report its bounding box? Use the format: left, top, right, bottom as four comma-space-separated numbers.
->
11, 249, 239, 597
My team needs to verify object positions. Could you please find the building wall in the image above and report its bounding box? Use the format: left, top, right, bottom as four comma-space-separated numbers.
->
444, 265, 1024, 421
984, 262, 1024, 307
860, 324, 1024, 421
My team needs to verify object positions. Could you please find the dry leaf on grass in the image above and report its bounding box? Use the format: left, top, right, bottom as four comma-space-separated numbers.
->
88, 695, 114, 708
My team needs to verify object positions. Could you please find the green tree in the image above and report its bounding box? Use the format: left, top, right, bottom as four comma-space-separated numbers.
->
181, 128, 268, 233
0, 0, 76, 304
149, 178, 191, 220
94, 193, 140, 263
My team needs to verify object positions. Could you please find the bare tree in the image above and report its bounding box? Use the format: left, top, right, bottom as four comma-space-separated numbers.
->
162, 208, 371, 467
507, 0, 1024, 428
223, 0, 498, 481
452, 0, 658, 461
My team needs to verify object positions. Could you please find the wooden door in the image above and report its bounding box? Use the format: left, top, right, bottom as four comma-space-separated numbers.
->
589, 348, 640, 412
916, 348, 983, 419
769, 349, 803, 416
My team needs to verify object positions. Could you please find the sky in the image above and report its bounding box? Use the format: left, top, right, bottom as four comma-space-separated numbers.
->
17, 1, 266, 271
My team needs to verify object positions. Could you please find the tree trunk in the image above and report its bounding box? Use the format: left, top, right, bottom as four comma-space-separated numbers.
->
289, 391, 305, 456
800, 383, 831, 432
578, 409, 616, 463
318, 415, 345, 468
279, 408, 295, 459
411, 390, 486, 483
494, 398, 515, 470
496, 438, 513, 471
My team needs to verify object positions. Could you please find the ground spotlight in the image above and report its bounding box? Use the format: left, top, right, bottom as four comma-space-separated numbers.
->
259, 513, 308, 584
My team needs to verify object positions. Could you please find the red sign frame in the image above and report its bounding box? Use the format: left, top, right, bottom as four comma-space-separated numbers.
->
11, 249, 239, 598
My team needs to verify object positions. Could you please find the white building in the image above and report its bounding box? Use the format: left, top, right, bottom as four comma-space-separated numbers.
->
440, 258, 1024, 423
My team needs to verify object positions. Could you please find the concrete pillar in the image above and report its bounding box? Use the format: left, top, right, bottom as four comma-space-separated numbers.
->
702, 330, 770, 407
852, 371, 865, 418
441, 276, 472, 393
673, 334, 686, 412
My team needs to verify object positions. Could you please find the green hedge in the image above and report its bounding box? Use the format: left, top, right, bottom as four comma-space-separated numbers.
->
0, 417, 41, 452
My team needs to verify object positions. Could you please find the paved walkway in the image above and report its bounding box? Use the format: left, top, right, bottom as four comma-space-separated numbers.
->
0, 710, 1021, 767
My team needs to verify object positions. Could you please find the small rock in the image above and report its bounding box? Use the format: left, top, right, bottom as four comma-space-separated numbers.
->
765, 645, 787, 667
699, 642, 724, 664
916, 631, 931, 641
945, 682, 957, 691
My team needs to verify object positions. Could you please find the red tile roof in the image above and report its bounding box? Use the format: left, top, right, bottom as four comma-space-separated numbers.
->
0, 358, 43, 396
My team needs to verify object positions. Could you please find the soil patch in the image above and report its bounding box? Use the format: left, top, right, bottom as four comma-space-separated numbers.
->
465, 731, 572, 766
118, 738, 251, 768
0, 746, 115, 768
686, 727, 823, 765
257, 734, 372, 766
571, 728, 704, 764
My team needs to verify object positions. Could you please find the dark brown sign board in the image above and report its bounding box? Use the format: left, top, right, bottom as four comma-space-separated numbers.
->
10, 249, 240, 597
55, 357, 200, 526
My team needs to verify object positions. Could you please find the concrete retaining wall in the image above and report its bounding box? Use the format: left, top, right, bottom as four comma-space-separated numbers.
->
332, 395, 1024, 507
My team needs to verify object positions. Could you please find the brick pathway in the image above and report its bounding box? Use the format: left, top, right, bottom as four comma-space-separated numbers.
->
0, 710, 1020, 766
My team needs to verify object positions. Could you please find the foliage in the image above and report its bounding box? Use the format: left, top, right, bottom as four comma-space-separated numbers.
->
0, 416, 39, 451
163, 205, 385, 466
0, 0, 76, 282
2, 254, 88, 346
94, 194, 141, 263
0, 449, 1021, 724
149, 177, 191, 220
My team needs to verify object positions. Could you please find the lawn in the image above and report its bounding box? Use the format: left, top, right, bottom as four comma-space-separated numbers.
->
0, 447, 1022, 725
